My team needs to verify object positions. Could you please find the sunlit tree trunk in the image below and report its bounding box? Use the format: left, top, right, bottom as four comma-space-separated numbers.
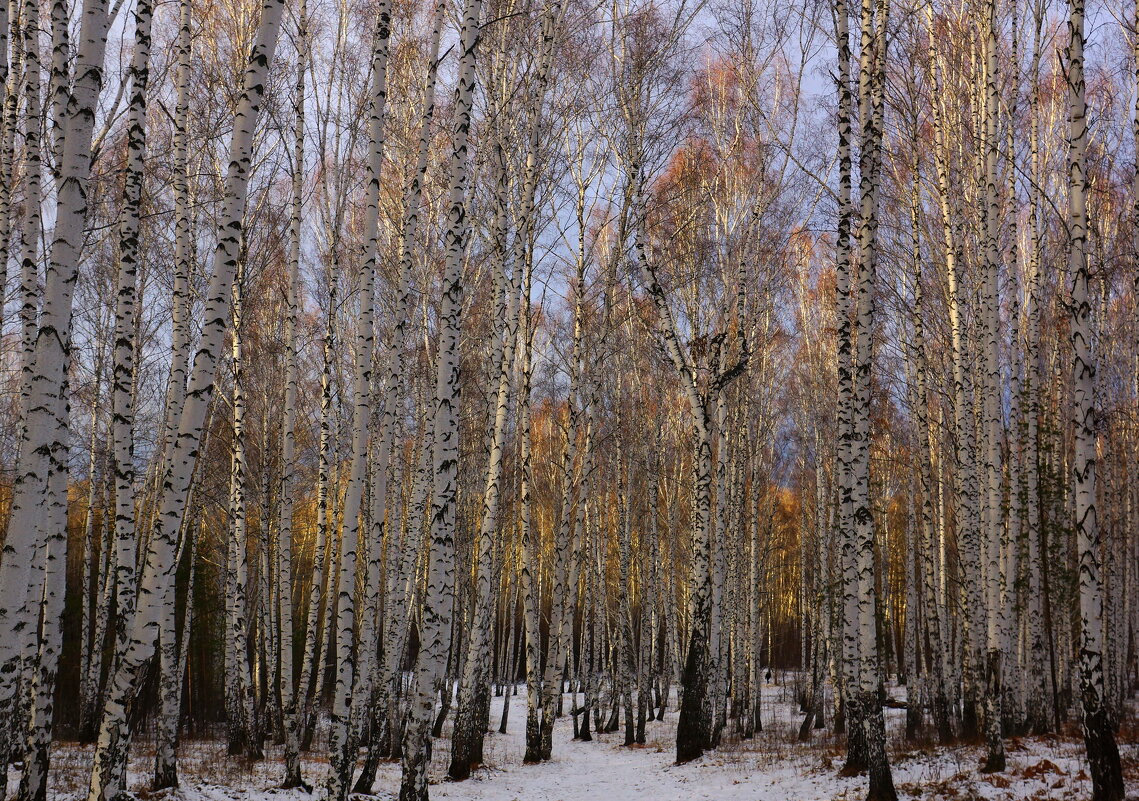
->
226, 261, 262, 761
926, 4, 983, 738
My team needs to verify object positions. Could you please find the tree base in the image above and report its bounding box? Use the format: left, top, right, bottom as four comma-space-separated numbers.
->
1083, 705, 1124, 801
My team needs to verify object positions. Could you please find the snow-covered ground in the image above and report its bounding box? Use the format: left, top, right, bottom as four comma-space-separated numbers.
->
38, 680, 1138, 800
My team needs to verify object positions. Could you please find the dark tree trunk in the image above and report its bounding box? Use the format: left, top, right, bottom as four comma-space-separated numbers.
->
861, 689, 898, 801
1083, 703, 1124, 801
675, 625, 711, 764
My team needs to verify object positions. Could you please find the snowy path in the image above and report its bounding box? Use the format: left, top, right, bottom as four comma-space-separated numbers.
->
40, 682, 1133, 801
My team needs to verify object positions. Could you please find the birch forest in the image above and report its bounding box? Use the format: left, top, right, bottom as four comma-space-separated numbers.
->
0, 0, 1137, 796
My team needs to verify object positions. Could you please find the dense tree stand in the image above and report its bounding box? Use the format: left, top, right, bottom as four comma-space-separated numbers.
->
0, 0, 1133, 799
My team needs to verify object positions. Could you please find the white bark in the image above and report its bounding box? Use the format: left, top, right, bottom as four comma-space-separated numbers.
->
399, 0, 482, 793
324, 4, 393, 796
449, 136, 522, 779
279, 2, 306, 785
848, 0, 894, 795
226, 261, 261, 760
107, 0, 154, 727
0, 0, 112, 770
1067, 2, 1124, 795
87, 0, 288, 794
979, 0, 1005, 771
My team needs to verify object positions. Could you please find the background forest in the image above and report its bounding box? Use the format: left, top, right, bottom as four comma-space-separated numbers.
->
0, 0, 1135, 798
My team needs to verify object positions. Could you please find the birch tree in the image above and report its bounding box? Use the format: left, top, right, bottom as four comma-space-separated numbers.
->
324, 2, 393, 796
88, 0, 289, 793
1066, 1, 1124, 797
400, 0, 483, 795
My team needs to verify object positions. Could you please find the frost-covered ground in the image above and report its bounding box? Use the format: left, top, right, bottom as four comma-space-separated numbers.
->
37, 679, 1139, 801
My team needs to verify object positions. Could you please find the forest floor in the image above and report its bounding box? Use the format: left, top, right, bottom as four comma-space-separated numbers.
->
38, 679, 1139, 801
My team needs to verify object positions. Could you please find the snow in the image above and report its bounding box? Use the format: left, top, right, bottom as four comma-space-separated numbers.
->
36, 679, 1138, 801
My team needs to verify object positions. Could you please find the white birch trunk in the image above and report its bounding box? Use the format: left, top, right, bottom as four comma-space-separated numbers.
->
354, 11, 445, 781
400, 1, 483, 794
105, 0, 154, 744
0, 0, 16, 331
1067, 3, 1124, 796
979, 1, 1005, 771
0, 0, 112, 777
228, 262, 261, 760
324, 4, 393, 796
849, 0, 894, 796
279, 3, 306, 785
448, 136, 521, 779
78, 345, 106, 742
87, 1, 288, 794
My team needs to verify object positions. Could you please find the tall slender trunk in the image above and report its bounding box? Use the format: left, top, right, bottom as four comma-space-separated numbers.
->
0, 0, 112, 787
1022, 0, 1049, 736
927, 5, 983, 738
0, 0, 16, 333
228, 261, 262, 760
153, 493, 196, 789
399, 0, 482, 795
16, 0, 42, 390
979, 0, 1005, 772
323, 5, 392, 798
833, 0, 865, 772
709, 389, 730, 747
296, 271, 337, 753
1067, 2, 1124, 797
150, 0, 194, 774
448, 137, 521, 780
279, 0, 307, 787
616, 421, 637, 746
78, 345, 106, 743
87, 0, 288, 794
908, 168, 952, 744
351, 10, 444, 786
519, 254, 541, 764
540, 250, 584, 761
7, 12, 48, 771
849, 0, 895, 796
